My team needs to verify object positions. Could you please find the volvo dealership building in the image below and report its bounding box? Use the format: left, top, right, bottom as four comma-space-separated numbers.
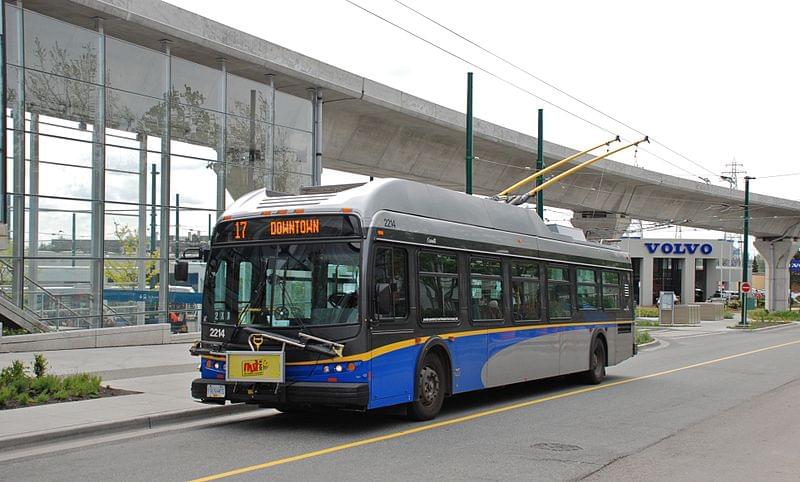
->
611, 238, 741, 306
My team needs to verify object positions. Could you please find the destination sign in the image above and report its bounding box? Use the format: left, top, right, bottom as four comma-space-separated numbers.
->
214, 214, 361, 243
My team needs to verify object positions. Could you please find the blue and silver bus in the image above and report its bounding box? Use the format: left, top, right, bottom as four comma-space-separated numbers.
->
188, 179, 635, 420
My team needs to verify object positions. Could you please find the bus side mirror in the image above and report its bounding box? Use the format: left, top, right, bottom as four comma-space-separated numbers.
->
375, 283, 392, 316
175, 261, 189, 282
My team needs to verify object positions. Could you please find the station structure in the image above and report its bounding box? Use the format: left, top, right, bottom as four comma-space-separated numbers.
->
0, 0, 798, 332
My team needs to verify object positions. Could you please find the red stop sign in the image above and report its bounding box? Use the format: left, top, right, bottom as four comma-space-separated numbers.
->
741, 282, 751, 294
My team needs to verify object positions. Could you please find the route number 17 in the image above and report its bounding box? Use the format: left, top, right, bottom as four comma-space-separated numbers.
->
233, 220, 248, 240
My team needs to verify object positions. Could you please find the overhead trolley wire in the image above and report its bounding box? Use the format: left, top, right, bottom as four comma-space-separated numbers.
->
345, 0, 712, 182
390, 0, 720, 182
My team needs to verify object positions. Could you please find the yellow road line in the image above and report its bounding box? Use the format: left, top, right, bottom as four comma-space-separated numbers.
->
190, 338, 800, 482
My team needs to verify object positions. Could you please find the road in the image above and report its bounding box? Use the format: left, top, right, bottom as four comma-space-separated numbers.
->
3, 324, 800, 481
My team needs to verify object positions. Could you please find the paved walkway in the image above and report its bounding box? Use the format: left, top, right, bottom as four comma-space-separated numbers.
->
0, 343, 245, 449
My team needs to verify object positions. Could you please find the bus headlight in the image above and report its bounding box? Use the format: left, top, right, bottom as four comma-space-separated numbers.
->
334, 364, 343, 373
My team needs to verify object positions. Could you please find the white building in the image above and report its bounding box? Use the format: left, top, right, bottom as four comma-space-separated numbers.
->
609, 238, 742, 306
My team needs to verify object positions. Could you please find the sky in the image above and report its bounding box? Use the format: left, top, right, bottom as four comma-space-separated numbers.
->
160, 0, 800, 241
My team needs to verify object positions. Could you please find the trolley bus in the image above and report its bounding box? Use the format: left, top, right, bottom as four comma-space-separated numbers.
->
187, 179, 635, 420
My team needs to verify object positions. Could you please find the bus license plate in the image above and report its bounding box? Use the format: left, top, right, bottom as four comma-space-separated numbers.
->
226, 351, 285, 383
206, 384, 226, 398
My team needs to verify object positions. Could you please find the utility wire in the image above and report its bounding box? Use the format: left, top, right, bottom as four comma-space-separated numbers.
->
392, 0, 719, 180
755, 172, 800, 179
345, 0, 711, 182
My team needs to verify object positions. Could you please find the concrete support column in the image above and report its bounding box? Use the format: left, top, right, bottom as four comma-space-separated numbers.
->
681, 257, 696, 304
216, 58, 227, 217
265, 74, 275, 191
640, 257, 654, 306
754, 238, 800, 311
27, 113, 38, 284
90, 18, 106, 327
158, 41, 172, 325
10, 1, 24, 308
705, 259, 720, 298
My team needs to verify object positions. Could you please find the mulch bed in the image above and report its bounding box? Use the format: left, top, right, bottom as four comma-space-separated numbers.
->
0, 386, 140, 411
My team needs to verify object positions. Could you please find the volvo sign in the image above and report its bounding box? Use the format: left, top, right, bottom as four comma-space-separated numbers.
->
644, 242, 713, 255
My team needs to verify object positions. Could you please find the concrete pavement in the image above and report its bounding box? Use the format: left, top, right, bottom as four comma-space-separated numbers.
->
1, 323, 800, 480
0, 343, 253, 452
586, 377, 800, 481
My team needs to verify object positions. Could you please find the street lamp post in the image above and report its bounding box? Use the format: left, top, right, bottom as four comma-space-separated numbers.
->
741, 176, 753, 325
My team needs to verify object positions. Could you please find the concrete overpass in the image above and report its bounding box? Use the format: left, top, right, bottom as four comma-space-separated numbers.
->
23, 0, 800, 310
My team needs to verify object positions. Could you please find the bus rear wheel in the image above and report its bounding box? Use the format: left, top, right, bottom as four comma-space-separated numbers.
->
583, 338, 606, 385
408, 354, 445, 421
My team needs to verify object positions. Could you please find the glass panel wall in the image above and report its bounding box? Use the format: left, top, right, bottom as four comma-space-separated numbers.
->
2, 5, 315, 330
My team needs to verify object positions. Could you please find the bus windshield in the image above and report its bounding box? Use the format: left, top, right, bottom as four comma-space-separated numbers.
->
204, 242, 360, 328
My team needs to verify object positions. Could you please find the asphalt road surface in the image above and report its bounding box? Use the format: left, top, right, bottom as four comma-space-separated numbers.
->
4, 324, 800, 481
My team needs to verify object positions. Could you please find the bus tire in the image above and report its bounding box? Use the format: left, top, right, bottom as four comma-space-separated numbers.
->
408, 354, 445, 421
583, 338, 606, 385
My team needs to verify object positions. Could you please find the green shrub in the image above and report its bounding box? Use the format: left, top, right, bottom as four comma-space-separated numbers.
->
15, 392, 30, 406
636, 306, 659, 318
724, 313, 734, 319
0, 356, 104, 409
53, 390, 69, 401
33, 354, 48, 378
0, 385, 14, 408
636, 330, 654, 345
728, 299, 741, 310
0, 360, 27, 385
63, 373, 101, 398
31, 374, 60, 396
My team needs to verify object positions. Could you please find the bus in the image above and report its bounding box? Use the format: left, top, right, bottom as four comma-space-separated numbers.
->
186, 179, 635, 420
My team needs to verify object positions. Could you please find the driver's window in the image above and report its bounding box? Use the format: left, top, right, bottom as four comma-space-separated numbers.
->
237, 261, 253, 324
212, 260, 228, 321
374, 245, 408, 320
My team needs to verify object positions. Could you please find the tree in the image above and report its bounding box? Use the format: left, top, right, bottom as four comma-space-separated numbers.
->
104, 223, 158, 286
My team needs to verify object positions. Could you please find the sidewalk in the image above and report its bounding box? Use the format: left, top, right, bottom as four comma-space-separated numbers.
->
0, 344, 252, 450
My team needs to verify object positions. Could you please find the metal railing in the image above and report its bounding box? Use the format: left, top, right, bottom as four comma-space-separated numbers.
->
0, 258, 134, 330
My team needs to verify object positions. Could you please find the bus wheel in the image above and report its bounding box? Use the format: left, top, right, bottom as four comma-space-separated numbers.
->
583, 339, 606, 385
408, 354, 445, 421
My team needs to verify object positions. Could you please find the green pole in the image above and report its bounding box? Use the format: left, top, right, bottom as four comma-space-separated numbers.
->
741, 176, 751, 325
150, 163, 157, 253
536, 108, 544, 219
465, 72, 473, 195
208, 213, 212, 242
175, 193, 180, 258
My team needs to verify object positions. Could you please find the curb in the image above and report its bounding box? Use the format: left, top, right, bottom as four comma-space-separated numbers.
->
0, 401, 258, 451
637, 339, 659, 349
728, 322, 798, 332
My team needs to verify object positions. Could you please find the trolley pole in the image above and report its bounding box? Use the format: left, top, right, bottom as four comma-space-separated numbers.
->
465, 72, 473, 195
741, 176, 752, 325
536, 108, 544, 219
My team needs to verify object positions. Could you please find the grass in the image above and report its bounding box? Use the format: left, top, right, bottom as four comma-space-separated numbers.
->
635, 329, 654, 345
729, 320, 791, 330
636, 320, 660, 327
635, 306, 659, 318
0, 356, 103, 410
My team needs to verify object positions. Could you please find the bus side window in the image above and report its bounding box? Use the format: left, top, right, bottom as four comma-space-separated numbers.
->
469, 258, 504, 322
576, 268, 599, 310
374, 246, 408, 320
601, 271, 621, 310
546, 266, 572, 319
418, 251, 459, 322
511, 261, 541, 323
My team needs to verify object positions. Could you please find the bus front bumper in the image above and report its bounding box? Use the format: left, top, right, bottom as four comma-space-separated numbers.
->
191, 378, 369, 409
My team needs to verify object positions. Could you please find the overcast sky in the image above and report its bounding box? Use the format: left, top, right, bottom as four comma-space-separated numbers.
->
161, 0, 799, 239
